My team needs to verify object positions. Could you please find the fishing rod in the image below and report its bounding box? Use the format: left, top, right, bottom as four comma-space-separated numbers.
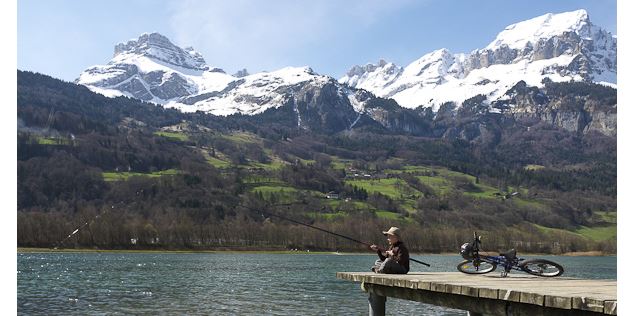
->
243, 204, 430, 267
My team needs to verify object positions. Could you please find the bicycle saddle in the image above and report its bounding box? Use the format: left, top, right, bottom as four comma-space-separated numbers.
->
499, 249, 517, 261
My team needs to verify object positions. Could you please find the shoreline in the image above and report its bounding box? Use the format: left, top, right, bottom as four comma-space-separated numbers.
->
17, 247, 615, 256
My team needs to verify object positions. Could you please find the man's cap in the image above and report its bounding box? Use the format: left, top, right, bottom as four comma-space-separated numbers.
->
382, 227, 400, 237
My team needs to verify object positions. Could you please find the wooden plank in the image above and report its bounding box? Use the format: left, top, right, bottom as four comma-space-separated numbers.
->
544, 295, 572, 310
498, 288, 520, 302
403, 279, 418, 289
573, 297, 609, 313
416, 280, 431, 290
604, 300, 617, 315
520, 291, 545, 305
448, 283, 463, 295
460, 285, 479, 297
478, 287, 499, 299
429, 282, 448, 293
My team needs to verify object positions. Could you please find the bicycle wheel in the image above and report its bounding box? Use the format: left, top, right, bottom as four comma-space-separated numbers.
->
457, 260, 497, 274
519, 259, 564, 277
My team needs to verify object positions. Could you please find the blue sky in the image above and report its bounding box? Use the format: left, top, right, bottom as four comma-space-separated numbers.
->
18, 0, 617, 81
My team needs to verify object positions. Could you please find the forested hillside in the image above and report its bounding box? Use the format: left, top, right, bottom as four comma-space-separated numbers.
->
17, 71, 616, 253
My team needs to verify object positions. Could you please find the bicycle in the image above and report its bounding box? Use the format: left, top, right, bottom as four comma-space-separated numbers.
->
457, 232, 564, 277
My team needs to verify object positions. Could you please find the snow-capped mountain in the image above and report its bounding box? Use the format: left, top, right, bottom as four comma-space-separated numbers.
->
340, 9, 616, 110
76, 10, 616, 137
173, 66, 335, 116
77, 33, 232, 103
77, 33, 364, 117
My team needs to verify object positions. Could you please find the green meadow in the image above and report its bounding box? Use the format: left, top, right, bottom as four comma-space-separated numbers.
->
102, 169, 180, 181
154, 131, 189, 141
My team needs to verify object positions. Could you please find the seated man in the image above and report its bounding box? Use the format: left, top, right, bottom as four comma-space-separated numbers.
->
370, 226, 409, 274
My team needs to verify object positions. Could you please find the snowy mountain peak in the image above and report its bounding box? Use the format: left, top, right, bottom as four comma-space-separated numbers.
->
341, 9, 616, 110
77, 34, 352, 117
113, 32, 208, 71
486, 9, 591, 50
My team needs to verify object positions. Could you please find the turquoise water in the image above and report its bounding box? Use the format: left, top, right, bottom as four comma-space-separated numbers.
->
17, 253, 616, 315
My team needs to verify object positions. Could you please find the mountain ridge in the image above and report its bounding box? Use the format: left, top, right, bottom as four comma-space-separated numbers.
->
341, 9, 616, 110
73, 9, 616, 137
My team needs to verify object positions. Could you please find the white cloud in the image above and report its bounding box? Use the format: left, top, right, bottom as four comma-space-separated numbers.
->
167, 0, 417, 74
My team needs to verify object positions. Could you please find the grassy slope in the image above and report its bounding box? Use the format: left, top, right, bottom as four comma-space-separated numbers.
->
533, 223, 616, 242
199, 136, 287, 171
574, 226, 617, 241
102, 169, 179, 181
154, 131, 189, 141
345, 178, 421, 200
35, 136, 73, 145
183, 132, 615, 239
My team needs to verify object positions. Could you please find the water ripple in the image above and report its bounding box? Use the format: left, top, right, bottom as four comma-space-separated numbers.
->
18, 253, 615, 315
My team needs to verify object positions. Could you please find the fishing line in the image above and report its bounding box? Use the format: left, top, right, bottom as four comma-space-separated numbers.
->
53, 191, 143, 249
53, 203, 118, 249
239, 203, 431, 267
54, 200, 431, 266
54, 187, 151, 249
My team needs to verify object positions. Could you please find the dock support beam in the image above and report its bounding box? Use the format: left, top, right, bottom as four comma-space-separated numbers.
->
368, 292, 386, 316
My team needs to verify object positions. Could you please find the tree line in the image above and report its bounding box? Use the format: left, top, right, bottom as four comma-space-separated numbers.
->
18, 206, 614, 254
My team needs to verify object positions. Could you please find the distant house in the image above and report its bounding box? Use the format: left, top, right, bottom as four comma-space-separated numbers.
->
326, 191, 340, 199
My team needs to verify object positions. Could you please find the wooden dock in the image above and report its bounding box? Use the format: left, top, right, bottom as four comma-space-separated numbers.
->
336, 272, 617, 315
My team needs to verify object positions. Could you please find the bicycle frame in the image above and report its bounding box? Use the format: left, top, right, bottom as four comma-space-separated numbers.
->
469, 232, 523, 277
473, 254, 523, 276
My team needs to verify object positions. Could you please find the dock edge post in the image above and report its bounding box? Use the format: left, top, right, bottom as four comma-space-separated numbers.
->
368, 292, 386, 316
362, 281, 386, 316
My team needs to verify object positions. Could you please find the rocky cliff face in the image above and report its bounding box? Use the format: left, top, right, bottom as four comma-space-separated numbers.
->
357, 94, 436, 136
497, 81, 616, 137
286, 79, 361, 132
528, 99, 616, 137
355, 79, 617, 143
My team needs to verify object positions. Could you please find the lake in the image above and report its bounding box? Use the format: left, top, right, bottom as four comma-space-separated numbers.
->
17, 252, 616, 315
